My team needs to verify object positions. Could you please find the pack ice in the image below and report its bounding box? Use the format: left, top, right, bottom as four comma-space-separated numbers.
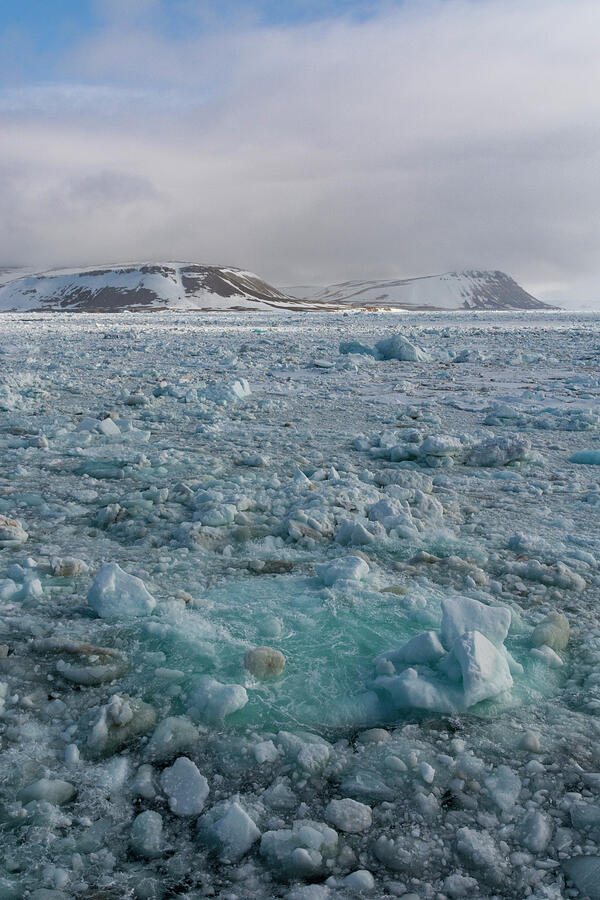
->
0, 309, 599, 899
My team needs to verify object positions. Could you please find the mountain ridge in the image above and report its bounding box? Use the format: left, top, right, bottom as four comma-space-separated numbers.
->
285, 269, 555, 310
0, 263, 555, 312
0, 262, 316, 312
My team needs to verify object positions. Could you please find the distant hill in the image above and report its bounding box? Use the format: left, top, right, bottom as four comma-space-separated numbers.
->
285, 270, 555, 310
0, 264, 556, 312
0, 262, 317, 312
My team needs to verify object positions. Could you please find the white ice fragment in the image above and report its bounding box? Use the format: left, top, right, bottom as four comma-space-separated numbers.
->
531, 612, 569, 650
130, 810, 163, 858
98, 417, 120, 437
518, 810, 552, 852
197, 800, 261, 861
385, 755, 408, 773
20, 576, 43, 601
0, 515, 28, 548
519, 730, 542, 753
420, 763, 435, 784
530, 645, 563, 667
375, 628, 513, 715
375, 335, 430, 362
81, 694, 156, 757
325, 798, 372, 833
52, 557, 89, 577
244, 646, 286, 679
160, 757, 209, 816
336, 519, 377, 546
86, 563, 156, 618
18, 778, 75, 805
146, 716, 199, 762
440, 595, 511, 650
99, 756, 130, 795
241, 454, 268, 467
260, 820, 338, 878
107, 694, 133, 726
253, 740, 279, 764
442, 874, 478, 897
342, 870, 375, 893
455, 827, 501, 871
484, 765, 521, 812
467, 435, 531, 467
315, 556, 369, 587
297, 742, 331, 773
453, 348, 485, 363
188, 676, 248, 723
75, 416, 101, 432
374, 667, 463, 715
450, 630, 513, 707
0, 578, 20, 601
200, 378, 251, 405
64, 744, 80, 764
132, 764, 156, 800
420, 435, 464, 458
375, 631, 446, 669
196, 503, 237, 526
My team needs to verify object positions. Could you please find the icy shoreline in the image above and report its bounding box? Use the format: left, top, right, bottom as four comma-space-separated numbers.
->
1, 310, 600, 899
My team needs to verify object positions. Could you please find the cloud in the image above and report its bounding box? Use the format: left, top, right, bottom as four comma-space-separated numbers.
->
1, 0, 599, 304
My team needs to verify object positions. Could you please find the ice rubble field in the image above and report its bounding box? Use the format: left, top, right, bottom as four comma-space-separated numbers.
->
1, 311, 600, 900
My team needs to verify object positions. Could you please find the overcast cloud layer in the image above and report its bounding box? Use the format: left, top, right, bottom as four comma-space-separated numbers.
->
1, 0, 599, 305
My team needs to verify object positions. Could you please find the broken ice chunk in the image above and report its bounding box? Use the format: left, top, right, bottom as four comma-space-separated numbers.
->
440, 595, 511, 651
531, 612, 569, 650
86, 563, 156, 618
200, 378, 251, 405
260, 820, 338, 879
449, 631, 513, 707
467, 435, 531, 467
484, 765, 521, 813
160, 757, 209, 816
197, 800, 261, 861
325, 798, 372, 833
375, 631, 446, 670
18, 778, 75, 805
315, 556, 369, 587
188, 676, 248, 723
130, 810, 163, 858
0, 515, 28, 547
375, 335, 430, 362
146, 716, 199, 762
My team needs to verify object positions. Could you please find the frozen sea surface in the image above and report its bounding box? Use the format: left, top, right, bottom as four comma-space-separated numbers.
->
1, 309, 600, 898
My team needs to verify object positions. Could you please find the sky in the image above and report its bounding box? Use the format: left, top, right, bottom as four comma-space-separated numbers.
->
1, 0, 599, 305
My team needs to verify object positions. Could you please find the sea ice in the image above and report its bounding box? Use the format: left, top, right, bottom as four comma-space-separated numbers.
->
160, 756, 209, 816
188, 676, 248, 723
86, 562, 156, 618
197, 799, 261, 861
0, 309, 597, 897
314, 555, 369, 586
130, 810, 163, 858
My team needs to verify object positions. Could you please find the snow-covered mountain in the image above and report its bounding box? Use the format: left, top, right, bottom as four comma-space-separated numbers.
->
0, 266, 36, 287
0, 264, 555, 313
0, 262, 317, 312
286, 270, 554, 310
